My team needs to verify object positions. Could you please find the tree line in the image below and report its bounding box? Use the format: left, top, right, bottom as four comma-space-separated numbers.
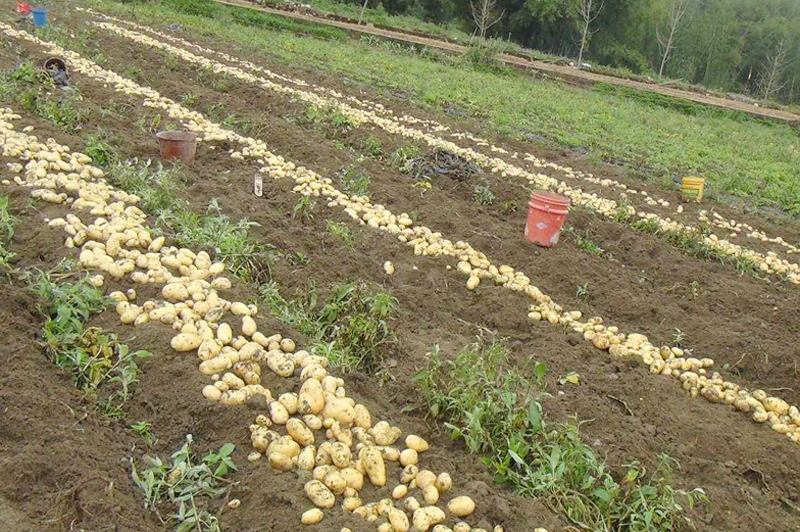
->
355, 0, 800, 103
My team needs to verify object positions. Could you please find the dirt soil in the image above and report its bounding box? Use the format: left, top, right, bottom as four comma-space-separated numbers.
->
1, 4, 800, 532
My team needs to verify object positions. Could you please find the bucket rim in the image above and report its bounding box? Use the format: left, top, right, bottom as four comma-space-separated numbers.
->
32, 6, 46, 12
530, 191, 570, 205
156, 130, 198, 142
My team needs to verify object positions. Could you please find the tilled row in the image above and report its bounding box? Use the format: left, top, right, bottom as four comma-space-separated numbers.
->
83, 9, 800, 284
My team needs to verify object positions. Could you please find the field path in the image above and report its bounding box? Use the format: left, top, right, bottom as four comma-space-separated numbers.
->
212, 0, 800, 124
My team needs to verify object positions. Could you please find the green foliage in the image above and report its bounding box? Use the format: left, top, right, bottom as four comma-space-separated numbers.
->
84, 132, 119, 167
30, 269, 151, 413
292, 196, 317, 222
2, 62, 81, 133
473, 180, 496, 205
461, 44, 512, 76
131, 435, 237, 531
131, 421, 156, 446
361, 135, 384, 157
414, 341, 707, 531
338, 164, 371, 196
568, 228, 605, 256
260, 281, 398, 372
326, 220, 356, 250
0, 198, 16, 271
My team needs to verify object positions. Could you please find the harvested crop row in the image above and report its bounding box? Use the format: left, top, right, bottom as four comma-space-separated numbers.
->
85, 10, 800, 283
0, 106, 532, 531
9, 19, 799, 452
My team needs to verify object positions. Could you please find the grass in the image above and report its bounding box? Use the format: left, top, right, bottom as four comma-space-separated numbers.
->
29, 265, 151, 416
90, 0, 800, 215
413, 340, 707, 531
0, 198, 17, 273
260, 280, 398, 372
131, 434, 237, 532
326, 220, 356, 250
338, 164, 371, 196
567, 228, 606, 257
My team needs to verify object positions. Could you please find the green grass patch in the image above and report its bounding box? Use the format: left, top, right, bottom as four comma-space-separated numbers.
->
260, 280, 398, 372
0, 197, 17, 273
413, 340, 707, 531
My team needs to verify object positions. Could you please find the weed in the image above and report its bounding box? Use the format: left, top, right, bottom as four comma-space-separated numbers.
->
473, 180, 496, 206
673, 328, 686, 347
361, 135, 384, 157
414, 340, 707, 531
614, 201, 635, 223
3, 62, 82, 133
501, 199, 518, 214
260, 281, 398, 372
30, 269, 151, 412
326, 220, 356, 250
292, 196, 316, 223
568, 228, 605, 256
339, 165, 371, 196
290, 251, 311, 266
0, 197, 16, 271
576, 283, 589, 299
84, 132, 118, 167
131, 435, 237, 531
179, 92, 200, 106
391, 144, 422, 172
131, 421, 156, 446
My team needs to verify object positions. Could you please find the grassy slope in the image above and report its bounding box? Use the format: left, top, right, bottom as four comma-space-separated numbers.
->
86, 0, 800, 215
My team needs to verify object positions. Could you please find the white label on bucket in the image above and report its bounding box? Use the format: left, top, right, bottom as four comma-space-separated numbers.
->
536, 222, 549, 230
550, 231, 560, 244
254, 174, 263, 197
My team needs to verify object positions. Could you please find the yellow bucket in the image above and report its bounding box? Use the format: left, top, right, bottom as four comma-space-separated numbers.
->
681, 176, 705, 203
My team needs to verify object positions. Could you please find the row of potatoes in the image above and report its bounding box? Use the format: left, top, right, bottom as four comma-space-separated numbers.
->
13, 12, 800, 451
90, 10, 800, 284
0, 104, 549, 530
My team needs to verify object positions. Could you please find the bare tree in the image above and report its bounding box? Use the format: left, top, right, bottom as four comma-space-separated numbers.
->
358, 0, 368, 25
759, 38, 790, 101
470, 0, 505, 40
576, 0, 603, 68
657, 0, 693, 77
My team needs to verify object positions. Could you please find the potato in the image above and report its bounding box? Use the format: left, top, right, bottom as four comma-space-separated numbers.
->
331, 422, 354, 447
198, 339, 223, 361
415, 470, 436, 489
297, 446, 316, 470
267, 351, 296, 378
423, 484, 439, 505
399, 449, 418, 467
342, 497, 362, 512
217, 323, 233, 344
199, 354, 231, 375
303, 414, 323, 431
402, 497, 420, 513
305, 480, 335, 509
388, 508, 410, 532
433, 526, 454, 532
242, 316, 257, 336
267, 436, 301, 458
222, 372, 245, 390
314, 465, 338, 482
279, 393, 299, 414
162, 283, 189, 301
301, 508, 323, 525
323, 395, 356, 425
400, 464, 419, 484
392, 484, 408, 500
268, 451, 294, 471
361, 446, 386, 487
453, 523, 470, 532
324, 471, 347, 495
330, 442, 352, 468
447, 496, 475, 517
354, 404, 372, 429
269, 402, 290, 425
280, 338, 296, 352
202, 384, 221, 401
316, 442, 333, 466
231, 302, 250, 316
372, 421, 402, 446
405, 435, 429, 452
299, 379, 325, 415
435, 473, 452, 493
412, 508, 434, 531
378, 524, 392, 532
287, 418, 315, 446
171, 333, 203, 352
340, 467, 364, 491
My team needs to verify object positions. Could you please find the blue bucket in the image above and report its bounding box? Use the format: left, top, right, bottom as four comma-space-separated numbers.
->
32, 7, 48, 27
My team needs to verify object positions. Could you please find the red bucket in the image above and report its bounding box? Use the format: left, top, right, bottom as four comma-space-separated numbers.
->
17, 1, 32, 13
156, 130, 198, 165
525, 191, 570, 247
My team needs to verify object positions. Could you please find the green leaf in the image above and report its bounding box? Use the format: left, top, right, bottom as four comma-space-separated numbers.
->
526, 401, 542, 433
217, 443, 235, 458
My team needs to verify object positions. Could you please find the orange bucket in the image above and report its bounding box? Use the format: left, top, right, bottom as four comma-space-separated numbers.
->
156, 130, 198, 165
525, 191, 570, 247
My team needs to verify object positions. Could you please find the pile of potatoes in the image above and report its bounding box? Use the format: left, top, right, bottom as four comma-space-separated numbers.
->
700, 210, 800, 258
